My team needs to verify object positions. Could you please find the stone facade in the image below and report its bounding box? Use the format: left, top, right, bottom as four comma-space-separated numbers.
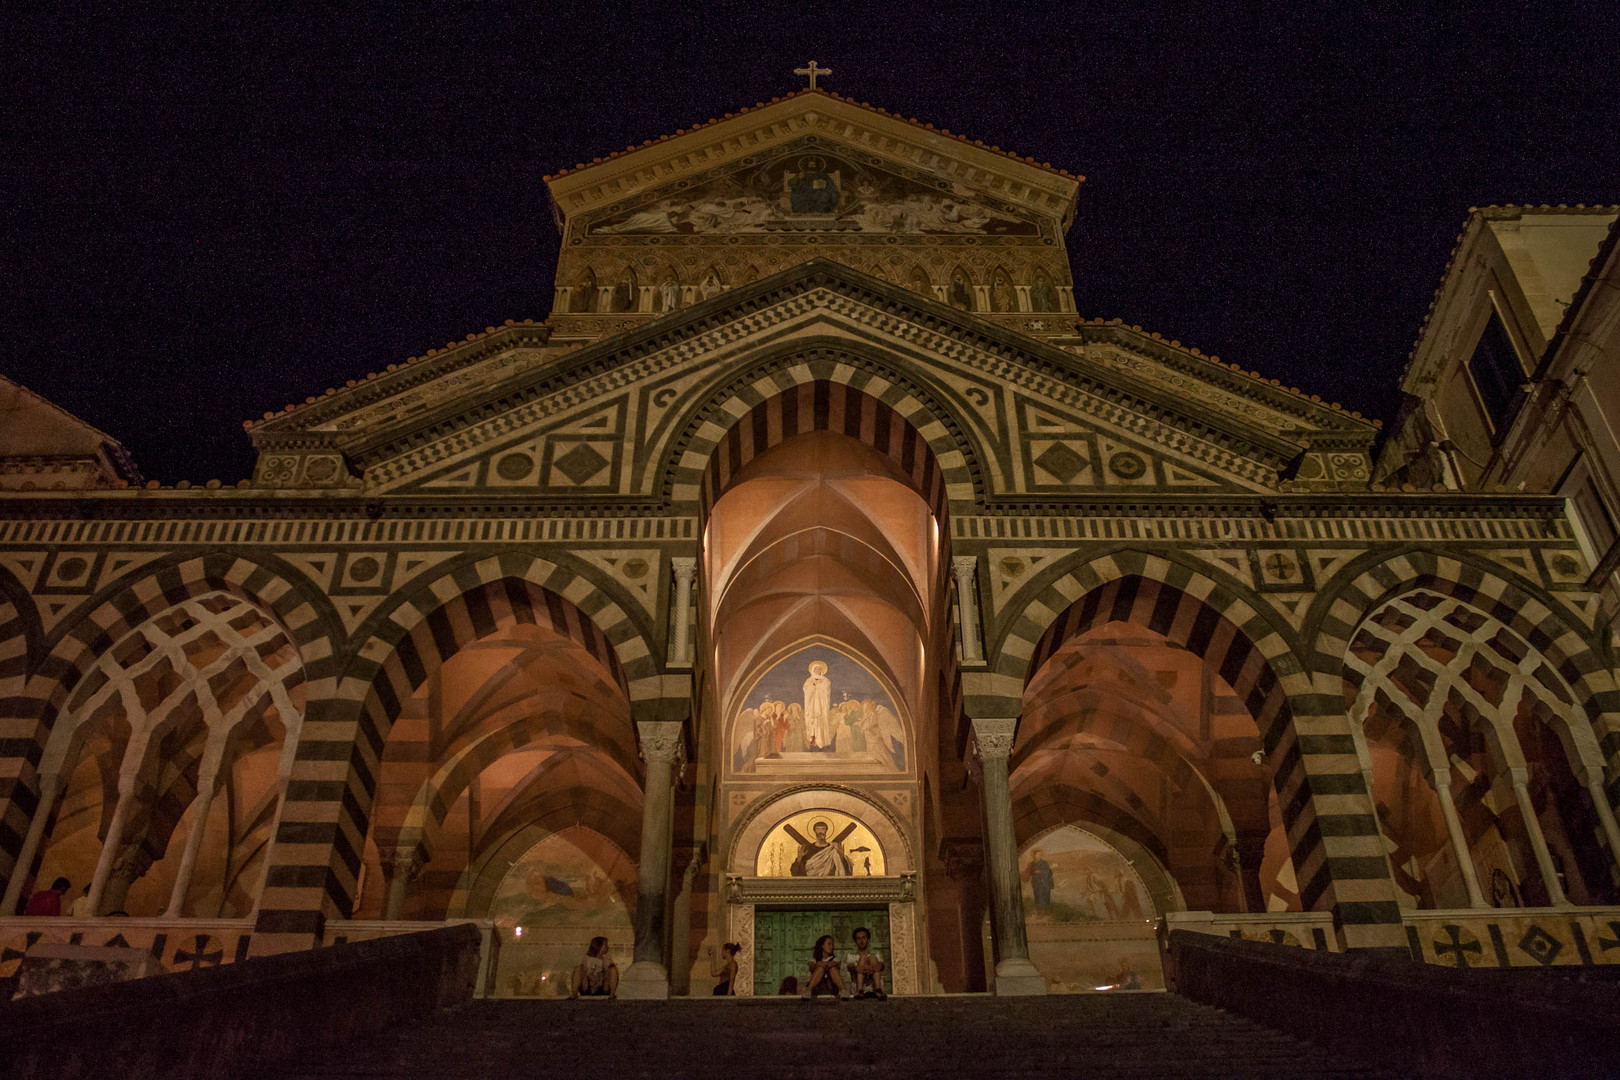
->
2, 90, 1618, 1001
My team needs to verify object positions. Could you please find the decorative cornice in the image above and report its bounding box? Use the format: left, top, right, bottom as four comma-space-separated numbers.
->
338, 261, 1318, 480
725, 872, 917, 906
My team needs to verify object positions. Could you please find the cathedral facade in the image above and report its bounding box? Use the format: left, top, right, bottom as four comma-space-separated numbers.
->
3, 90, 1618, 998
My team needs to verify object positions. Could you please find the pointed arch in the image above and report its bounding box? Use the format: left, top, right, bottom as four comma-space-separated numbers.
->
573, 267, 598, 312
948, 265, 974, 311
611, 265, 638, 312
990, 266, 1016, 313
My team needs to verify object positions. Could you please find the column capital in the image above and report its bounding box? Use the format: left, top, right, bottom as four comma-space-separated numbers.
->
970, 716, 1019, 760
637, 720, 687, 766
670, 556, 697, 579
951, 554, 980, 577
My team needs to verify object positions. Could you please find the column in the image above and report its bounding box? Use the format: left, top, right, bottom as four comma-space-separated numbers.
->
667, 557, 696, 667
0, 773, 62, 915
1014, 285, 1032, 313
1584, 775, 1620, 882
972, 285, 992, 311
952, 556, 984, 664
381, 844, 425, 921
1430, 768, 1487, 908
164, 768, 221, 917
971, 717, 1045, 995
637, 285, 656, 313
669, 852, 700, 995
1509, 768, 1570, 906
1231, 833, 1270, 914
620, 720, 684, 999
86, 776, 138, 916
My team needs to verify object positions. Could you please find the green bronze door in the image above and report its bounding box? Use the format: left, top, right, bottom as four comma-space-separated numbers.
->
752, 909, 891, 995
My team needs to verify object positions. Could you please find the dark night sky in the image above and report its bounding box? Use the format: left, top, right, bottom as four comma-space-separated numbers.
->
3, 4, 1617, 483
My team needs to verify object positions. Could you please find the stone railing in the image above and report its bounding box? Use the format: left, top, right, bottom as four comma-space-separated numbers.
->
0, 922, 485, 1080
0, 915, 499, 996
1401, 905, 1620, 969
1159, 910, 1339, 951
1167, 929, 1620, 1080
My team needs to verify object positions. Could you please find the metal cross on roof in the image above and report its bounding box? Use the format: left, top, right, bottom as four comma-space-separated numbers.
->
794, 60, 831, 90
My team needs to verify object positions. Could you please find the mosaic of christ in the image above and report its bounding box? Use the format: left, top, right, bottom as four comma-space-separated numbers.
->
730, 646, 907, 774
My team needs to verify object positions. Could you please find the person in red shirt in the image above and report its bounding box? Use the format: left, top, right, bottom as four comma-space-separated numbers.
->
23, 877, 71, 916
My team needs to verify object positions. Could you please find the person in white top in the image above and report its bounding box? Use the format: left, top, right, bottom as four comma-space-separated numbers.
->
844, 927, 886, 999
569, 935, 619, 998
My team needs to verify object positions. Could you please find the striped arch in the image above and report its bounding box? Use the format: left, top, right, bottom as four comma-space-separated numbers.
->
1011, 786, 1170, 871
999, 550, 1303, 734
662, 344, 986, 515
1310, 548, 1620, 773
0, 552, 332, 895
999, 548, 1406, 948
393, 712, 642, 857
252, 551, 663, 952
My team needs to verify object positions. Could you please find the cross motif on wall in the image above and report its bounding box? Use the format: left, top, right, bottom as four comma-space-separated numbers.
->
794, 60, 831, 90
1432, 924, 1482, 968
1264, 553, 1295, 580
175, 933, 224, 970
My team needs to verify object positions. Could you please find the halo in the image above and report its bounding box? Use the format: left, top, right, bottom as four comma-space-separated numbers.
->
809, 660, 828, 676
810, 818, 832, 834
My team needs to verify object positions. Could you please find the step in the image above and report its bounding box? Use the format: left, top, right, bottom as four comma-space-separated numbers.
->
264, 995, 1397, 1080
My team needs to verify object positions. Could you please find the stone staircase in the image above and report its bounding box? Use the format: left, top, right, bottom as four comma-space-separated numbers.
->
265, 994, 1398, 1079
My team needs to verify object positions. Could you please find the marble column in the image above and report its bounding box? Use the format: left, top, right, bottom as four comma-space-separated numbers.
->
971, 717, 1045, 995
1585, 776, 1620, 882
620, 720, 685, 999
952, 556, 983, 664
1, 773, 62, 915
1431, 768, 1488, 908
668, 557, 696, 667
1509, 768, 1570, 906
86, 776, 138, 916
164, 769, 221, 917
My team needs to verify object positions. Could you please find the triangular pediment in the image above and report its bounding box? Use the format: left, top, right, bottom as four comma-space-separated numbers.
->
252, 260, 1375, 501
546, 91, 1080, 234
578, 135, 1047, 240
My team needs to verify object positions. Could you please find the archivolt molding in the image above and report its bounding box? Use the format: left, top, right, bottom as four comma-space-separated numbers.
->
658, 337, 991, 511
340, 548, 660, 702
17, 552, 336, 740
726, 782, 915, 875
1306, 546, 1615, 722
991, 546, 1306, 698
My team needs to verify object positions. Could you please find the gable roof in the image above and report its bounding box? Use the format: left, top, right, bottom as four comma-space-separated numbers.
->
0, 375, 141, 484
543, 90, 1083, 234
252, 259, 1371, 481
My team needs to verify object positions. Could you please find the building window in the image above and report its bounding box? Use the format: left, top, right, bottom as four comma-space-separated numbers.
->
1465, 311, 1525, 434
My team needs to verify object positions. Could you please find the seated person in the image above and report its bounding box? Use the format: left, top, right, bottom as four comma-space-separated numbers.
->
777, 975, 799, 996
569, 936, 619, 998
805, 934, 845, 999
844, 926, 886, 999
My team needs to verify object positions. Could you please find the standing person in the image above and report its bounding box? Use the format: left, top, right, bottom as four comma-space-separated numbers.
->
24, 877, 71, 916
1027, 849, 1054, 915
569, 936, 619, 998
804, 934, 845, 999
709, 942, 741, 995
803, 661, 832, 750
844, 927, 887, 999
68, 884, 92, 918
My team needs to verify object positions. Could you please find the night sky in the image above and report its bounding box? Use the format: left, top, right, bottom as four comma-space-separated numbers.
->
4, 5, 1617, 483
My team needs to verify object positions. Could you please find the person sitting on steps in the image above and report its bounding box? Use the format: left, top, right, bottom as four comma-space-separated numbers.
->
709, 941, 741, 995
845, 926, 886, 999
569, 936, 619, 999
805, 934, 845, 999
